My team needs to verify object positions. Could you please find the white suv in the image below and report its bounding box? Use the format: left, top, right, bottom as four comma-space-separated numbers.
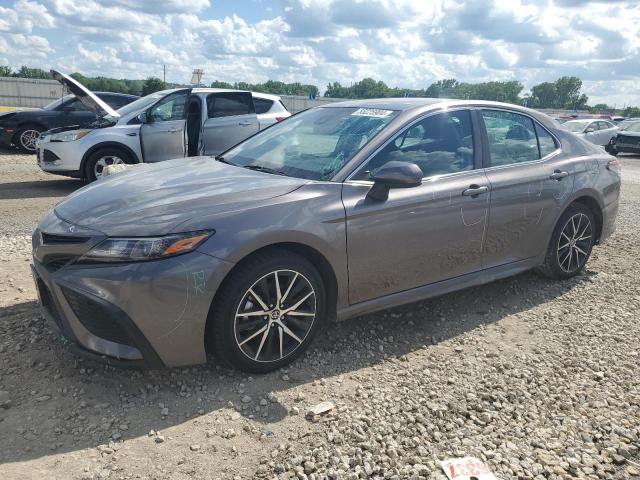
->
36, 71, 291, 181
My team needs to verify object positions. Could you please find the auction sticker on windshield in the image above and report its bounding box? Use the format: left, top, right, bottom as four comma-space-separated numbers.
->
351, 108, 393, 118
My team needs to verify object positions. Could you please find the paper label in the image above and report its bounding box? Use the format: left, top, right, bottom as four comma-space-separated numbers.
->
351, 108, 393, 118
440, 457, 497, 480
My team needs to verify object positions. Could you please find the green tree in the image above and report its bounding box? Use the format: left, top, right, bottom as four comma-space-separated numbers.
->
0, 66, 12, 77
13, 66, 51, 79
211, 80, 233, 89
530, 76, 588, 109
590, 103, 610, 112
141, 77, 166, 96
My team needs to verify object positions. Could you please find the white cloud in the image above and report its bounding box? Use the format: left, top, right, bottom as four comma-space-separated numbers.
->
0, 0, 638, 105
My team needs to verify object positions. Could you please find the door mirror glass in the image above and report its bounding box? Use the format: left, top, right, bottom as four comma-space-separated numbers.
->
367, 161, 423, 201
137, 111, 148, 124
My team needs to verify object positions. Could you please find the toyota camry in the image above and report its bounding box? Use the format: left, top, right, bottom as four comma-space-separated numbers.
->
31, 98, 620, 372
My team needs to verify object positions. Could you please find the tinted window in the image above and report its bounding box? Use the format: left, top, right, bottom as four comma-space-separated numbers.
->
207, 93, 254, 118
62, 98, 90, 112
482, 110, 538, 166
254, 98, 274, 114
100, 95, 131, 110
355, 110, 474, 179
535, 123, 557, 157
149, 91, 188, 122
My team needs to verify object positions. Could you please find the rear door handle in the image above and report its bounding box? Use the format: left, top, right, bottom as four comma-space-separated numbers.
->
462, 185, 489, 197
549, 170, 569, 181
168, 127, 180, 133
238, 121, 252, 126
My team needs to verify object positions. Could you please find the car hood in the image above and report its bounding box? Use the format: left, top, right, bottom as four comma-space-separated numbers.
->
54, 157, 308, 236
51, 69, 119, 120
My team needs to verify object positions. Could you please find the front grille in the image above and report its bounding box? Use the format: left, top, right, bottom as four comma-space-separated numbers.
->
61, 287, 135, 347
42, 149, 60, 163
34, 273, 64, 330
41, 232, 90, 245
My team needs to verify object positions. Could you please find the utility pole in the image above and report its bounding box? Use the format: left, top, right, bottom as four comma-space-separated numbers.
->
163, 64, 166, 83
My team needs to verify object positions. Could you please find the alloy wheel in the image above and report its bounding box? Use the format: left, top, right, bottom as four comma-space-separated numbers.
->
94, 155, 124, 179
234, 269, 316, 363
19, 129, 39, 151
557, 213, 593, 273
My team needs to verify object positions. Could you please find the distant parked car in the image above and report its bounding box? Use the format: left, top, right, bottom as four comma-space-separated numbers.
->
606, 121, 640, 155
563, 119, 618, 146
0, 85, 138, 152
36, 70, 291, 181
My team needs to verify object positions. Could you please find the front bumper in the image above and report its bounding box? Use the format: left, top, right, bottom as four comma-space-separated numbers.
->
32, 214, 234, 368
0, 127, 14, 147
36, 135, 84, 175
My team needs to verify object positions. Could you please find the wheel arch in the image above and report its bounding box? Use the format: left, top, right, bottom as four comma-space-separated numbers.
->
12, 121, 47, 144
571, 195, 603, 243
80, 142, 141, 176
204, 242, 339, 354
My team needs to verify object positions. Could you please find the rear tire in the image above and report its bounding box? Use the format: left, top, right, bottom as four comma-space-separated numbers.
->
535, 203, 595, 279
84, 148, 132, 182
208, 250, 326, 373
15, 124, 43, 153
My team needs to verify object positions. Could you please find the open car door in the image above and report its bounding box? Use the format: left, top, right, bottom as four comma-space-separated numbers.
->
140, 89, 191, 162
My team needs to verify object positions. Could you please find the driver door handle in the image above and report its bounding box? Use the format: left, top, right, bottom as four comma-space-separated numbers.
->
238, 121, 252, 126
549, 170, 569, 181
462, 185, 489, 197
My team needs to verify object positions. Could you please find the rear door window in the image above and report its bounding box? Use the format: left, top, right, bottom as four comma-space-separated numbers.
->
207, 93, 255, 118
254, 98, 274, 114
481, 110, 539, 166
535, 123, 558, 157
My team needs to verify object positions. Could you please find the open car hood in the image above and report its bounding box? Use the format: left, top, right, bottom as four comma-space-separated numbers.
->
50, 69, 120, 119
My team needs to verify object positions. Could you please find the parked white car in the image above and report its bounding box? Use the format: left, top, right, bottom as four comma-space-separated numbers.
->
563, 119, 619, 147
36, 71, 291, 181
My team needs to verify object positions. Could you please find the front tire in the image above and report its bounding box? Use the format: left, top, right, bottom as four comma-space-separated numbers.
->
535, 203, 595, 279
84, 148, 131, 182
208, 250, 326, 373
15, 125, 42, 152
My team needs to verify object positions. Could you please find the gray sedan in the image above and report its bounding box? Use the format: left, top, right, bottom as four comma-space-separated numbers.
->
31, 99, 620, 372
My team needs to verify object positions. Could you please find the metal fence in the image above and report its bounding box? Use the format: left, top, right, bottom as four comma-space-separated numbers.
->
0, 76, 64, 108
279, 95, 344, 113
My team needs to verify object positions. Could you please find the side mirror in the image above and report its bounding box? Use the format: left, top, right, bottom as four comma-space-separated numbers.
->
584, 126, 595, 133
367, 161, 423, 201
137, 111, 149, 124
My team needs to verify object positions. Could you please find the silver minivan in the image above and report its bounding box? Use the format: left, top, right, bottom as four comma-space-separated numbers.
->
36, 71, 290, 181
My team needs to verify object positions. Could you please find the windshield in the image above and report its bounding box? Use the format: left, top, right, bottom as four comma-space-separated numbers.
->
620, 121, 640, 131
222, 107, 399, 181
564, 120, 590, 133
624, 122, 640, 133
43, 94, 74, 110
116, 90, 177, 117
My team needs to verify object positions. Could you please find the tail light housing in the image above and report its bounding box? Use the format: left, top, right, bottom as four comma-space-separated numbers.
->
606, 157, 620, 172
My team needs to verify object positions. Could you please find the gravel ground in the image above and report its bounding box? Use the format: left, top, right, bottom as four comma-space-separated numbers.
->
0, 149, 639, 480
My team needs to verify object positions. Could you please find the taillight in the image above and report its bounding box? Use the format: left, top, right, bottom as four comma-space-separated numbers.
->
275, 116, 287, 122
606, 157, 620, 172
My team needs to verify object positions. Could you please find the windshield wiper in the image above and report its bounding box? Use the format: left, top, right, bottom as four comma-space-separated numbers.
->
215, 155, 237, 166
243, 165, 289, 176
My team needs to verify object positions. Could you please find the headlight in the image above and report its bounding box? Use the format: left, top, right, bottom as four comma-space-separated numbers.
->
50, 130, 91, 142
80, 231, 213, 263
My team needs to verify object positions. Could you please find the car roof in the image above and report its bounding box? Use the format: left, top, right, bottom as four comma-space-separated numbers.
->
94, 92, 139, 99
191, 87, 281, 100
319, 98, 549, 115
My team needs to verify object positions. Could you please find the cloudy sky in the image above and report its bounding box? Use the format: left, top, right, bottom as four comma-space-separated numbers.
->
0, 0, 639, 106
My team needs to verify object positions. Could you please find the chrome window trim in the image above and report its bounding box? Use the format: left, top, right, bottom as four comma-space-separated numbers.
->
344, 106, 476, 182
